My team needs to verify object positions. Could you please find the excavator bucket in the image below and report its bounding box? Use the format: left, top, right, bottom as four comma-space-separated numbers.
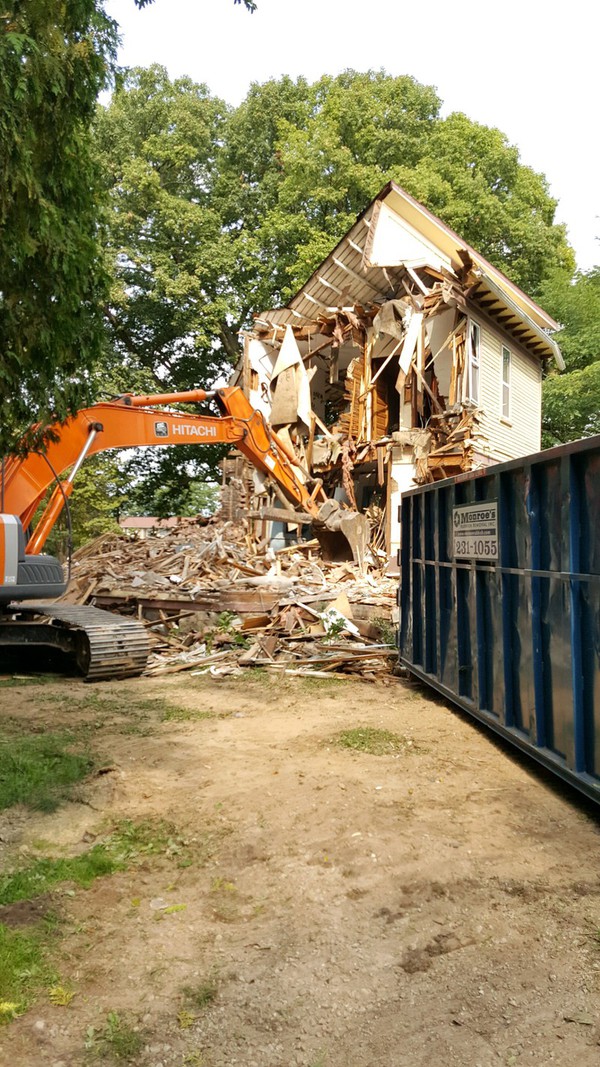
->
312, 500, 371, 571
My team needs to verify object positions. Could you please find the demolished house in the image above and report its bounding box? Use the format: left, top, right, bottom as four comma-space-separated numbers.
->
229, 181, 563, 563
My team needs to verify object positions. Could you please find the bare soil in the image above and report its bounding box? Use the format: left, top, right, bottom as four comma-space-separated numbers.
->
1, 670, 599, 1067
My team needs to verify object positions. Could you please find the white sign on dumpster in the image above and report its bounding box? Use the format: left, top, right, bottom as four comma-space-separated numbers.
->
452, 502, 498, 560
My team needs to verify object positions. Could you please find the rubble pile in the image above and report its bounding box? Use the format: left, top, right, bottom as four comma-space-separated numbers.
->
63, 518, 399, 681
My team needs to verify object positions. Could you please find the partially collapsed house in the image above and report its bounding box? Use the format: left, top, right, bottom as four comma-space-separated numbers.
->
229, 181, 563, 563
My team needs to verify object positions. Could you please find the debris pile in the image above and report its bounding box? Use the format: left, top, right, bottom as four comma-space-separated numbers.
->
412, 407, 485, 484
63, 518, 399, 681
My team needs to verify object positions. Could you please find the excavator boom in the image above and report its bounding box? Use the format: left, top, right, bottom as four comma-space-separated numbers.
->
2, 387, 332, 553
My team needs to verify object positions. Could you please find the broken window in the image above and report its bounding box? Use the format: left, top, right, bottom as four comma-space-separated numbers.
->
501, 345, 511, 420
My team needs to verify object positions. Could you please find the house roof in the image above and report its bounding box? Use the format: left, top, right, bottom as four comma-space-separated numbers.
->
267, 181, 563, 369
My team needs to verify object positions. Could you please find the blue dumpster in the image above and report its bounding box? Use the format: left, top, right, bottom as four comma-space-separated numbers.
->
399, 434, 600, 804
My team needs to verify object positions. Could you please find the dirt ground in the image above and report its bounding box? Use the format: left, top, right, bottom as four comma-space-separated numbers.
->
1, 669, 599, 1067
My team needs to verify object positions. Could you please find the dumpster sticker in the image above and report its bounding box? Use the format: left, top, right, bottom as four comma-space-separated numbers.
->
453, 502, 498, 560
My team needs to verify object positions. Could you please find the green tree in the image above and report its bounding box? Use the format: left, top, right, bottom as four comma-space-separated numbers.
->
0, 0, 119, 454
121, 447, 222, 518
95, 65, 233, 501
95, 65, 232, 393
136, 0, 257, 7
542, 361, 600, 446
394, 112, 574, 294
43, 453, 128, 554
540, 268, 600, 446
218, 72, 573, 301
218, 71, 442, 305
540, 267, 600, 372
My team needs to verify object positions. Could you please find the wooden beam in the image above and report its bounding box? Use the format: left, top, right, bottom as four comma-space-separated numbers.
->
406, 266, 431, 296
317, 275, 344, 297
252, 506, 313, 525
303, 292, 331, 313
493, 314, 521, 327
332, 256, 388, 299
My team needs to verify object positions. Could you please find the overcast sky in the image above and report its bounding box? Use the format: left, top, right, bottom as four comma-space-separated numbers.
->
106, 0, 599, 272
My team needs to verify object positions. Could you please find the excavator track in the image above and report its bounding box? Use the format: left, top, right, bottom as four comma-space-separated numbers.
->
0, 603, 149, 681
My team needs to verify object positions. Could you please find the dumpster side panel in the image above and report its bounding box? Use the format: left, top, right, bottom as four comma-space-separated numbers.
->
399, 435, 600, 804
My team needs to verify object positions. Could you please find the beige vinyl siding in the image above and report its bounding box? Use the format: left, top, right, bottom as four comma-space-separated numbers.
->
474, 317, 542, 462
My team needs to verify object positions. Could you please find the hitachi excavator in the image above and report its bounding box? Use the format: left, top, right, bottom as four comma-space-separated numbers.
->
0, 386, 369, 681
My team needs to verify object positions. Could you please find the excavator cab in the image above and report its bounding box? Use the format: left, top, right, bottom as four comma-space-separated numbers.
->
0, 515, 66, 604
0, 514, 148, 680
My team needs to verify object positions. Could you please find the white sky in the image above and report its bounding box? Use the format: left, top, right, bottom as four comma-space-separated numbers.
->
106, 0, 600, 272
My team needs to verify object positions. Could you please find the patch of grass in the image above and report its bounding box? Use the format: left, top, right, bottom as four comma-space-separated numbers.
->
182, 975, 218, 1010
0, 675, 53, 688
177, 1008, 196, 1028
210, 877, 236, 894
231, 666, 270, 683
109, 818, 188, 862
187, 666, 271, 690
0, 817, 224, 1028
161, 903, 187, 915
301, 675, 345, 690
161, 706, 217, 723
243, 666, 269, 679
47, 693, 176, 718
309, 1055, 328, 1067
0, 921, 58, 1024
112, 816, 231, 871
48, 983, 75, 1006
0, 845, 125, 906
88, 1010, 144, 1061
0, 818, 195, 909
0, 731, 94, 812
333, 726, 422, 756
209, 878, 239, 923
117, 721, 154, 736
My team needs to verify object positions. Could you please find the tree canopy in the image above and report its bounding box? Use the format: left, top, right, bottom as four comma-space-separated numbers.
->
0, 0, 256, 459
95, 64, 231, 393
540, 268, 600, 446
0, 0, 118, 454
217, 72, 573, 302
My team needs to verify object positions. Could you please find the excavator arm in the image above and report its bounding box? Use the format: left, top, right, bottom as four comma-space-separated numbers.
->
0, 385, 369, 682
1, 387, 367, 562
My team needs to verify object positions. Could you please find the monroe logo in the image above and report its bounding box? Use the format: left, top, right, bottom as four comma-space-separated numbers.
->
172, 423, 218, 438
457, 508, 496, 525
452, 502, 498, 560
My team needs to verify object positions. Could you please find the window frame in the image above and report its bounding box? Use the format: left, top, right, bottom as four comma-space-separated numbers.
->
467, 319, 481, 404
501, 344, 511, 422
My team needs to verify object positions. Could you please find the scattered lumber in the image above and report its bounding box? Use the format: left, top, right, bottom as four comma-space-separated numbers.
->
61, 516, 399, 681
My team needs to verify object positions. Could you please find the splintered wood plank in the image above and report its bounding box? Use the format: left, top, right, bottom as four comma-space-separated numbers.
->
377, 446, 385, 486
339, 355, 365, 440
92, 590, 281, 613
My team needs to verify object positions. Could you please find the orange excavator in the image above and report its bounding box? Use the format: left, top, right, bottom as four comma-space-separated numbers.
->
0, 386, 369, 680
